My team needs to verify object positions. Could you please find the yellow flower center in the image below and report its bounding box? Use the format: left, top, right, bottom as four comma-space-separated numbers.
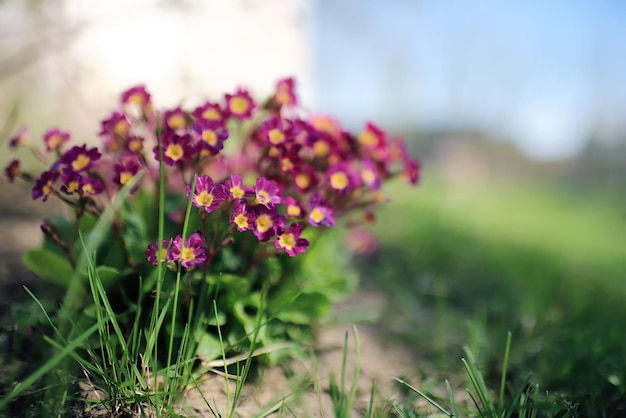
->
256, 190, 270, 204
168, 113, 186, 129
287, 205, 301, 217
120, 171, 133, 185
278, 233, 296, 250
361, 169, 376, 185
114, 120, 129, 136
202, 108, 222, 121
43, 182, 53, 196
330, 172, 349, 190
67, 181, 80, 193
196, 191, 214, 207
158, 248, 168, 263
313, 140, 330, 157
230, 185, 245, 199
202, 129, 218, 146
229, 96, 249, 115
128, 92, 146, 105
48, 135, 63, 150
268, 128, 285, 145
129, 138, 143, 152
234, 213, 249, 229
165, 144, 184, 161
358, 129, 378, 148
295, 173, 310, 190
256, 214, 273, 233
82, 183, 95, 195
310, 207, 325, 224
274, 91, 290, 105
281, 158, 294, 172
181, 247, 195, 262
72, 154, 90, 171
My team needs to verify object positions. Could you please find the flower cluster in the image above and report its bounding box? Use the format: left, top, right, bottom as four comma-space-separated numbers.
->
5, 77, 419, 269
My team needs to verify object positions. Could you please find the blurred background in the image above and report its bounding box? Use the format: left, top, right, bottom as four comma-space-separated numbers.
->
1, 0, 626, 414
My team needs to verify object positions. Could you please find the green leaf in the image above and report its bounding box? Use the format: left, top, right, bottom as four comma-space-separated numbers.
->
95, 266, 129, 290
23, 248, 76, 288
196, 331, 223, 362
270, 291, 331, 324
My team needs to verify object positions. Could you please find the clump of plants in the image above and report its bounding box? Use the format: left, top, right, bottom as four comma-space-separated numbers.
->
2, 78, 418, 413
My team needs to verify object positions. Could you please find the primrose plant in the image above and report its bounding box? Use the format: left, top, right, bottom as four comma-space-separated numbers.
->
4, 78, 419, 366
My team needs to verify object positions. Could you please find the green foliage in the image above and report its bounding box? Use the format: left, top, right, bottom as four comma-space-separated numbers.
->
361, 175, 626, 415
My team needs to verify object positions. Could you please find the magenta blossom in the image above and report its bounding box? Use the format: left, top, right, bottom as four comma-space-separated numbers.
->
60, 169, 83, 194
60, 145, 102, 172
164, 106, 188, 131
360, 160, 381, 190
254, 177, 281, 208
283, 196, 305, 219
194, 120, 229, 156
9, 126, 29, 148
121, 85, 151, 107
187, 175, 228, 213
273, 77, 297, 107
4, 159, 20, 183
230, 200, 256, 232
113, 157, 142, 187
275, 223, 309, 257
253, 206, 284, 242
43, 128, 71, 152
308, 194, 335, 227
193, 101, 224, 122
32, 170, 60, 201
169, 233, 207, 269
80, 176, 105, 196
225, 174, 253, 200
225, 88, 255, 120
327, 162, 358, 194
145, 238, 172, 265
154, 131, 194, 166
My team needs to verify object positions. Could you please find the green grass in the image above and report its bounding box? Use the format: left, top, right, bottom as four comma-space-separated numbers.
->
359, 173, 626, 415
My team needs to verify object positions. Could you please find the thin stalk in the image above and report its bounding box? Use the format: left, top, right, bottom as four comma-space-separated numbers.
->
499, 331, 513, 412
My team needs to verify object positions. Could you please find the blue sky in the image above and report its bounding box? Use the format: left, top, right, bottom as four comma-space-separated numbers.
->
314, 0, 626, 159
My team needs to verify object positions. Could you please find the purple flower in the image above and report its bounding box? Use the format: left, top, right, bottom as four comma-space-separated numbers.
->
60, 145, 102, 172
169, 233, 207, 269
9, 126, 29, 148
121, 85, 151, 107
60, 169, 83, 194
146, 238, 172, 265
327, 162, 357, 194
153, 131, 194, 166
253, 206, 284, 242
164, 106, 188, 131
186, 175, 228, 213
43, 128, 70, 152
225, 174, 253, 200
4, 159, 20, 183
254, 177, 281, 209
113, 157, 142, 186
229, 200, 256, 232
275, 223, 309, 257
225, 88, 255, 120
99, 111, 130, 140
308, 194, 335, 227
32, 170, 60, 201
261, 117, 295, 147
192, 101, 224, 122
283, 196, 305, 219
194, 120, 228, 156
360, 160, 381, 190
80, 176, 105, 196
